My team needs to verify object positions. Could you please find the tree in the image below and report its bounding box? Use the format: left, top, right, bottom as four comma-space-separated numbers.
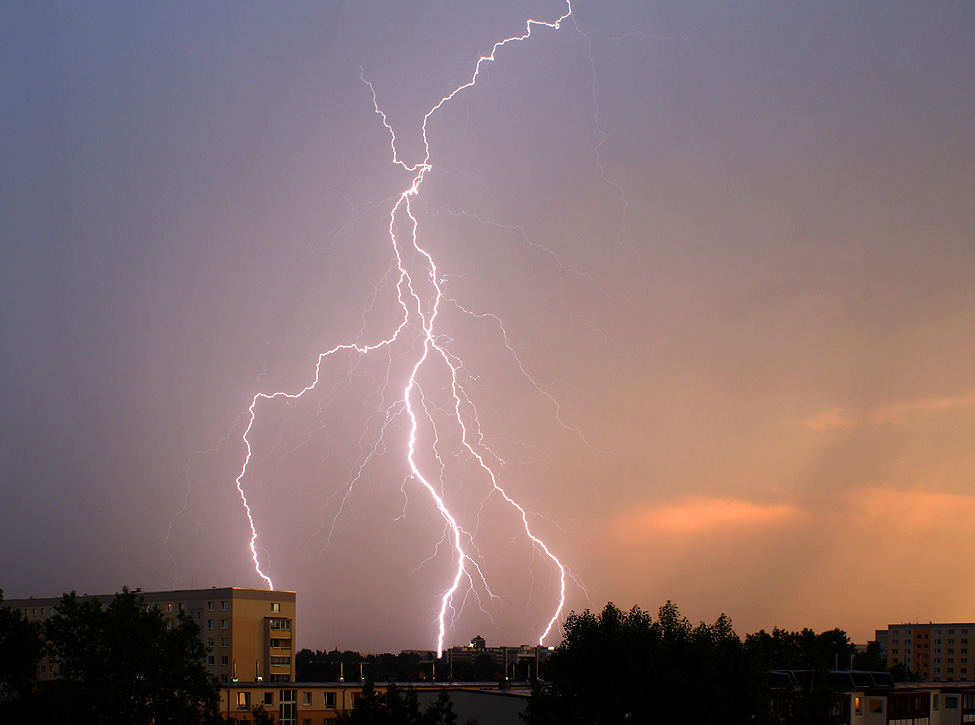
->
251, 703, 276, 724
0, 589, 44, 711
336, 680, 462, 725
523, 601, 772, 725
43, 587, 219, 724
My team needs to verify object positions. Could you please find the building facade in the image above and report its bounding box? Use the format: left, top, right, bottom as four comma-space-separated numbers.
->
876, 623, 975, 682
6, 586, 296, 683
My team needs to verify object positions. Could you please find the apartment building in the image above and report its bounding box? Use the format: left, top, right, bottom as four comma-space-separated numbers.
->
876, 623, 975, 682
6, 586, 296, 683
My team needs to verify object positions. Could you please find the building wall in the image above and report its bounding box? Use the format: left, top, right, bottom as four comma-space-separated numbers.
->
884, 623, 975, 682
4, 586, 296, 683
219, 682, 528, 725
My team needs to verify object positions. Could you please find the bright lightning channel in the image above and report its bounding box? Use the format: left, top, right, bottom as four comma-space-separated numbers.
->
233, 1, 576, 653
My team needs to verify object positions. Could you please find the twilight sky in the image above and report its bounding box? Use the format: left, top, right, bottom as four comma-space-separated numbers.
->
3, 1, 975, 653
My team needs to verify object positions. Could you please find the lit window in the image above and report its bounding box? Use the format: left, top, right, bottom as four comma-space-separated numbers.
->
165, 603, 173, 612
237, 692, 250, 710
271, 603, 281, 613
854, 696, 862, 715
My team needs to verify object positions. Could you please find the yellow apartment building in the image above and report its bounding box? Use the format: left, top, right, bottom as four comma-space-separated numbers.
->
6, 586, 296, 683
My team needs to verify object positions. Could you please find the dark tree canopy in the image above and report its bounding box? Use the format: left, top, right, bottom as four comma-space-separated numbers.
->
43, 587, 220, 725
744, 627, 857, 672
0, 589, 44, 702
522, 601, 773, 725
336, 680, 460, 725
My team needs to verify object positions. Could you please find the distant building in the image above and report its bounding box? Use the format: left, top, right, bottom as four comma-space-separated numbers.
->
6, 586, 296, 683
876, 622, 975, 682
442, 636, 550, 680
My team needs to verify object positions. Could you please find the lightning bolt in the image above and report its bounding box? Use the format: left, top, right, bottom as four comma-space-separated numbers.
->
232, 1, 580, 652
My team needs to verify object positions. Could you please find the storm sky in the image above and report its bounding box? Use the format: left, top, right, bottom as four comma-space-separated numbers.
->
3, 1, 975, 653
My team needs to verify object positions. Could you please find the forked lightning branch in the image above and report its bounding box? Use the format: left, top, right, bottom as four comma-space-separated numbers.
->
233, 1, 577, 653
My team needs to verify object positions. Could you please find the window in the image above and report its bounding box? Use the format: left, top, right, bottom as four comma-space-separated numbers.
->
208, 656, 215, 665
207, 620, 214, 629
303, 691, 312, 705
270, 619, 291, 631
271, 602, 281, 613
237, 692, 250, 710
208, 637, 215, 647
165, 603, 173, 612
221, 619, 229, 629
264, 692, 274, 706
302, 720, 311, 725
279, 690, 296, 725
854, 696, 862, 715
270, 674, 289, 682
166, 620, 173, 630
208, 601, 214, 611
270, 639, 287, 648
946, 695, 959, 708
222, 638, 229, 647
271, 656, 291, 666
324, 692, 336, 709
221, 601, 229, 611
870, 699, 883, 713
221, 656, 229, 666
179, 602, 185, 611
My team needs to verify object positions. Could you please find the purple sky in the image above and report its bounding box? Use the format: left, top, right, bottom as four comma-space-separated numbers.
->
3, 1, 975, 653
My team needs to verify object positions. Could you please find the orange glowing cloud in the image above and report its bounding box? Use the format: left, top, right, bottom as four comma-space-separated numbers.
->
801, 390, 975, 431
613, 495, 804, 542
